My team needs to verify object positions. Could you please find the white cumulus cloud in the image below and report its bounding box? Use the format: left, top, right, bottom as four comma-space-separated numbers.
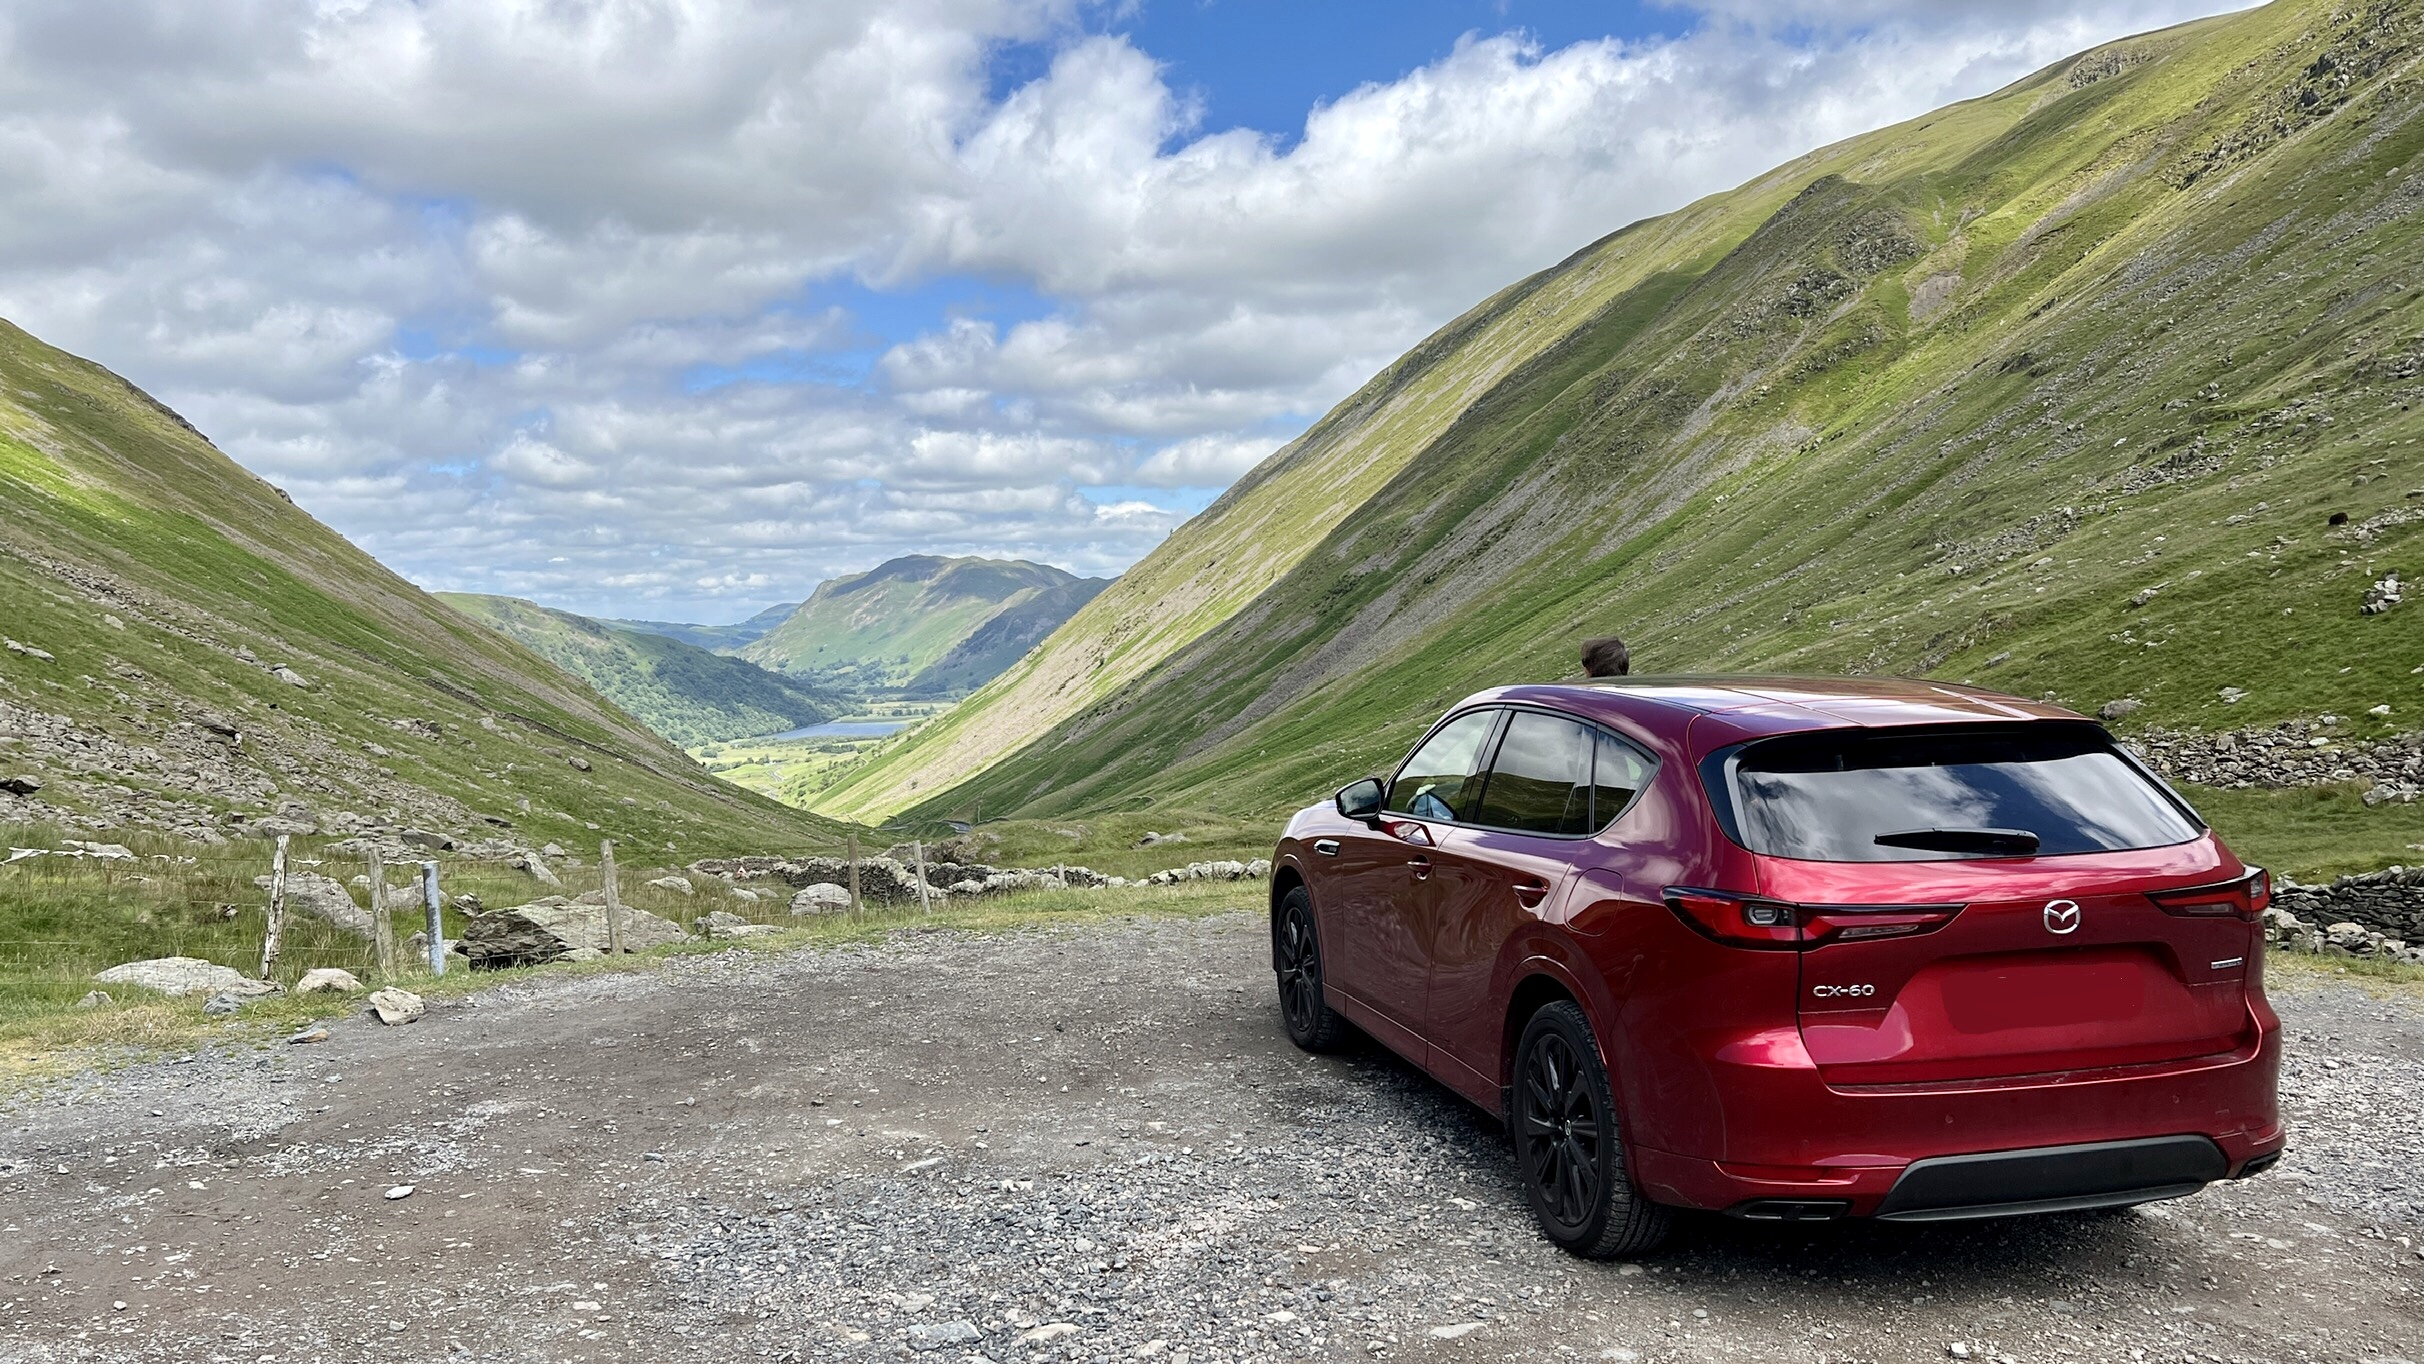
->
0, 0, 2235, 618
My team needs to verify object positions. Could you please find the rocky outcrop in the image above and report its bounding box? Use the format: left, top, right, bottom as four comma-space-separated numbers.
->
457, 897, 685, 969
2129, 721, 2422, 803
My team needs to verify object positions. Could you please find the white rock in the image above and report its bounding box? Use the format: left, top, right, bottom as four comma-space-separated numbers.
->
1017, 1323, 1079, 1345
94, 957, 273, 998
384, 1184, 414, 1200
1429, 1323, 1485, 1340
647, 875, 694, 895
295, 967, 364, 995
367, 988, 425, 1025
74, 990, 111, 1009
790, 883, 853, 915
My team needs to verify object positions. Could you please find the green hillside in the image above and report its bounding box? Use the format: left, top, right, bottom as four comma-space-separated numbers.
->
900, 575, 1112, 697
826, 0, 2424, 838
439, 594, 842, 746
0, 319, 850, 856
741, 555, 1109, 694
604, 601, 798, 653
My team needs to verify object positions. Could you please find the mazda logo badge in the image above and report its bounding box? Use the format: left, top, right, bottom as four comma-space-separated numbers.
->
2044, 899, 2082, 935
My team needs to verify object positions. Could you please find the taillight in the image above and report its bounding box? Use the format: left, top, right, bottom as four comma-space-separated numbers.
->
1662, 888, 1964, 950
1664, 890, 1802, 949
2149, 867, 2267, 921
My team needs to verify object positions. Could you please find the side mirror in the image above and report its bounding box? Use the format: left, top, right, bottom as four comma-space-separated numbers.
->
1335, 777, 1385, 823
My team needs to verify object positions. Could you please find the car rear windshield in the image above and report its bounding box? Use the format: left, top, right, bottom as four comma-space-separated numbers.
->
1712, 723, 2203, 862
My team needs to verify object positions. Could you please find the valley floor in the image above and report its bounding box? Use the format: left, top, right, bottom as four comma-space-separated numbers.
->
0, 914, 2418, 1363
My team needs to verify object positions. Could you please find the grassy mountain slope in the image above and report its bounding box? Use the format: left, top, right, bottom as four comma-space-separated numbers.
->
439, 594, 842, 746
900, 576, 1113, 698
0, 319, 849, 855
604, 601, 798, 652
741, 555, 1107, 694
840, 0, 2424, 829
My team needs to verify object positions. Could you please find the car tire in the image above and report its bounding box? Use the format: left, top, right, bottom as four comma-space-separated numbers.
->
1512, 1000, 1671, 1258
1274, 886, 1350, 1052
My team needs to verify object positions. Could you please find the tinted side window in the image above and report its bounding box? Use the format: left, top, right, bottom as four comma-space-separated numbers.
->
1387, 710, 1500, 823
1472, 711, 1594, 834
1591, 729, 1655, 830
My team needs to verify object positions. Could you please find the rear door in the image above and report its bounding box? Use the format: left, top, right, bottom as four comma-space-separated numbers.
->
1722, 723, 2260, 1086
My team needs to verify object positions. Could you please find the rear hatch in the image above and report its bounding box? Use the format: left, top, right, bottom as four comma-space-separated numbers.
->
1713, 722, 2264, 1087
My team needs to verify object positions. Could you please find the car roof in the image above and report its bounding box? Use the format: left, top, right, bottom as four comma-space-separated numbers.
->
1466, 674, 2086, 740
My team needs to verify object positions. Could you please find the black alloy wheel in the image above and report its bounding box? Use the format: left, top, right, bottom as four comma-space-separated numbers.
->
1512, 1000, 1671, 1257
1274, 887, 1348, 1051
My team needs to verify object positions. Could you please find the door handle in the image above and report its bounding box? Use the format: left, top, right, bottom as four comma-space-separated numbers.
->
1313, 839, 1341, 857
1407, 855, 1432, 881
1512, 881, 1549, 909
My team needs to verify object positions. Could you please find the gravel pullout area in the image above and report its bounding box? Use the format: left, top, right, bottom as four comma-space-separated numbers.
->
1, 912, 2420, 1363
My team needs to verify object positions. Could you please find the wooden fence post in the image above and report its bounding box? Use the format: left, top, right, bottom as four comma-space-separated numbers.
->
847, 832, 863, 916
258, 834, 290, 981
913, 838, 932, 916
602, 839, 625, 955
422, 859, 446, 977
369, 848, 397, 982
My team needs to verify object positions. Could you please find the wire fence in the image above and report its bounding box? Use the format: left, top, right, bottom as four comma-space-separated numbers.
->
0, 835, 545, 997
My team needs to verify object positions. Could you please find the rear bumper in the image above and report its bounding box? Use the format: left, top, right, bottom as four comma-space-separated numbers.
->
1631, 1019, 2284, 1218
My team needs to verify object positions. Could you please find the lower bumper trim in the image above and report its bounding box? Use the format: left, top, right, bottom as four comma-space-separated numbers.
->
1875, 1134, 2226, 1222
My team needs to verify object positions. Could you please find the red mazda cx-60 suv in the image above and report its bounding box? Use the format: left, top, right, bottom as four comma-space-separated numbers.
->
1268, 677, 2283, 1257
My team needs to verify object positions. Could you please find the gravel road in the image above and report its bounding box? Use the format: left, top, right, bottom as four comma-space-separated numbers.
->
2, 909, 2420, 1363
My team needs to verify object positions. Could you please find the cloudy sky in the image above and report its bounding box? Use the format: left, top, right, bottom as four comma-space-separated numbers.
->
0, 0, 2241, 622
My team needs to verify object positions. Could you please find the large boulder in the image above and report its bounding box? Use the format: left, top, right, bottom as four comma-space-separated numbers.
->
457, 897, 685, 969
789, 883, 853, 915
296, 967, 364, 995
254, 871, 371, 937
94, 957, 276, 998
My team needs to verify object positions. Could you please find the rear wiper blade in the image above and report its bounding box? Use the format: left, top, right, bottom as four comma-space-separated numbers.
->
1873, 827, 2042, 855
